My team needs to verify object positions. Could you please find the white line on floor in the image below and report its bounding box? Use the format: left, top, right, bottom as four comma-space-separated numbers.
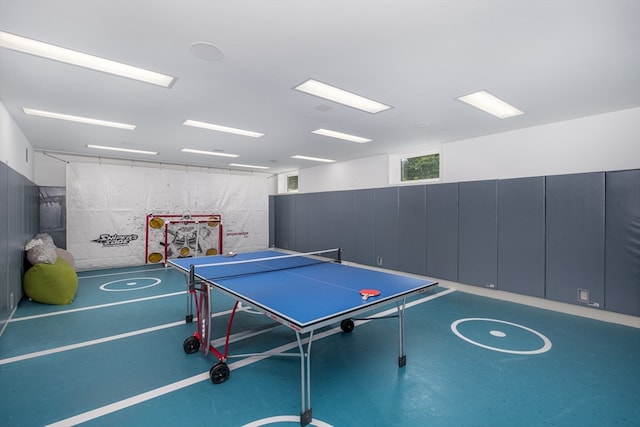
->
78, 267, 169, 279
45, 288, 456, 426
9, 291, 187, 322
1, 307, 284, 366
0, 308, 238, 366
0, 321, 184, 366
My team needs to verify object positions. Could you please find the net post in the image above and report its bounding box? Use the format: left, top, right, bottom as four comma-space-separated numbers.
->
188, 264, 195, 292
164, 223, 169, 266
337, 247, 342, 264
145, 214, 150, 264
219, 219, 223, 255
185, 264, 195, 323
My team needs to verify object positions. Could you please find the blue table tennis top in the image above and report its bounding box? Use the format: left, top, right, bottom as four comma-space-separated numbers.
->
169, 250, 437, 332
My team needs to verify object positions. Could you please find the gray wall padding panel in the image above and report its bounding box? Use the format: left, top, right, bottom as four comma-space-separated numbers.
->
334, 191, 357, 259
546, 172, 605, 306
425, 183, 459, 281
8, 171, 24, 298
458, 180, 498, 287
274, 195, 296, 249
268, 195, 275, 247
319, 191, 341, 251
0, 162, 9, 327
352, 189, 376, 266
497, 177, 546, 297
39, 186, 66, 248
293, 193, 310, 252
1, 163, 39, 331
398, 185, 427, 275
294, 193, 323, 253
374, 187, 399, 270
269, 168, 639, 316
605, 169, 640, 316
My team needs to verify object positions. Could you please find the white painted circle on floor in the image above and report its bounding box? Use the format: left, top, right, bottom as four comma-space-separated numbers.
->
242, 416, 333, 427
451, 318, 552, 355
99, 277, 161, 291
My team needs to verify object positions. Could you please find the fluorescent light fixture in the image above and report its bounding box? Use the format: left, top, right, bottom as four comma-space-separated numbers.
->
181, 148, 239, 158
294, 79, 391, 114
312, 128, 371, 143
183, 120, 264, 138
457, 90, 523, 119
0, 31, 175, 87
24, 108, 135, 129
229, 163, 270, 170
87, 144, 157, 155
291, 155, 336, 163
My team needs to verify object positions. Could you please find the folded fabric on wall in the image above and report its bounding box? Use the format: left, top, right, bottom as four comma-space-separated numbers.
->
25, 233, 58, 265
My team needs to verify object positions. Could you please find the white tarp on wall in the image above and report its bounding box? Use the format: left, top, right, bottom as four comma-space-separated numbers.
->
66, 162, 270, 270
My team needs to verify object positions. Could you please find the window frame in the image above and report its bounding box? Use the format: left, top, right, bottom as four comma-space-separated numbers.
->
286, 174, 299, 192
278, 170, 299, 194
389, 147, 442, 185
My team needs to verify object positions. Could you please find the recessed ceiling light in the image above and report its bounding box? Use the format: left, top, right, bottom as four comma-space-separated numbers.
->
229, 163, 270, 170
24, 108, 135, 129
311, 128, 371, 143
457, 90, 523, 119
181, 148, 239, 158
87, 144, 157, 155
294, 79, 392, 114
291, 155, 336, 163
183, 120, 264, 138
0, 31, 176, 87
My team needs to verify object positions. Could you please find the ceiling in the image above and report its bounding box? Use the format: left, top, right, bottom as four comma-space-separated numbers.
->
1, 1, 639, 175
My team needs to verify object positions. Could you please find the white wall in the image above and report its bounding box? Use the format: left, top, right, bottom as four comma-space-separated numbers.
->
298, 155, 389, 193
0, 101, 34, 181
33, 151, 66, 187
289, 107, 640, 194
443, 107, 640, 183
10, 105, 640, 193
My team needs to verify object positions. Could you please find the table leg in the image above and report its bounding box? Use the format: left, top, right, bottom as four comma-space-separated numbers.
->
296, 330, 314, 426
199, 283, 212, 357
397, 299, 406, 367
185, 270, 195, 323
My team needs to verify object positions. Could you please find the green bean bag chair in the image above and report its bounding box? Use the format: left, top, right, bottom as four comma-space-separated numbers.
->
23, 257, 78, 305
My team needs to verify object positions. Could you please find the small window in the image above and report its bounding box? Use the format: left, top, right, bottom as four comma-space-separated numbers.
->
287, 175, 299, 192
401, 153, 440, 182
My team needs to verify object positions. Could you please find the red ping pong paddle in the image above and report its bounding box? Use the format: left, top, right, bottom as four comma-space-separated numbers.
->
360, 289, 381, 300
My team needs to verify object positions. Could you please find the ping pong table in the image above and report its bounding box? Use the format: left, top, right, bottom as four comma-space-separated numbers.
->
169, 248, 438, 426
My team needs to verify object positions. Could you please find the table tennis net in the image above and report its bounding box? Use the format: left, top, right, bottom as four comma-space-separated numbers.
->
193, 248, 342, 281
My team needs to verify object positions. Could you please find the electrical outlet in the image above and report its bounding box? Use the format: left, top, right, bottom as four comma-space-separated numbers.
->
577, 288, 590, 303
376, 257, 383, 266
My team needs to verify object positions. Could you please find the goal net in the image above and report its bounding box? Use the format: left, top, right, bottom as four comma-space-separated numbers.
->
145, 213, 223, 264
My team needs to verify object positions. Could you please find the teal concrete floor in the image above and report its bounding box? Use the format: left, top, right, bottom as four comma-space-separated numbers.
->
1, 264, 638, 426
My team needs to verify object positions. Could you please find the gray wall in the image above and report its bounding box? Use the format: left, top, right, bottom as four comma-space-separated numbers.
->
458, 180, 498, 288
605, 169, 640, 315
0, 161, 39, 333
271, 169, 640, 317
546, 173, 606, 306
497, 177, 545, 297
39, 186, 67, 249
